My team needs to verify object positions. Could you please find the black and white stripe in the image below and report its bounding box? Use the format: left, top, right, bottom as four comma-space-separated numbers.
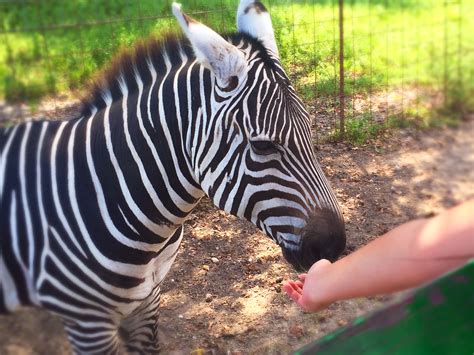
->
0, 1, 345, 353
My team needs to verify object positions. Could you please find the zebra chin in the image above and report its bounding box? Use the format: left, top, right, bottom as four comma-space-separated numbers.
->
280, 207, 346, 272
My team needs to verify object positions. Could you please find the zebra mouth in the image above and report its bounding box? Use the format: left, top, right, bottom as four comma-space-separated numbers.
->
277, 208, 347, 271
281, 247, 312, 272
280, 237, 341, 272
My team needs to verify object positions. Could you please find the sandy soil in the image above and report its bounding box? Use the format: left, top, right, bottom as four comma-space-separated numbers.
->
0, 103, 473, 354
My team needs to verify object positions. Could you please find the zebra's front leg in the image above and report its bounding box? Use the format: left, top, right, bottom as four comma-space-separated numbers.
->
120, 285, 161, 354
120, 226, 184, 353
62, 316, 123, 355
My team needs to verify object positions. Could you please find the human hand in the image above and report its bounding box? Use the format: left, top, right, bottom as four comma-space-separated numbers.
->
282, 259, 333, 312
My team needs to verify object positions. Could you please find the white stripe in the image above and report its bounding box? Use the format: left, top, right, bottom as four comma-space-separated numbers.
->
145, 56, 158, 129
49, 120, 87, 259
31, 122, 50, 304
277, 233, 300, 248
18, 123, 35, 272
118, 205, 139, 235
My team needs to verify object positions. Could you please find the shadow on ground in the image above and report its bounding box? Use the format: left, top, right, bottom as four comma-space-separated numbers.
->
0, 108, 472, 353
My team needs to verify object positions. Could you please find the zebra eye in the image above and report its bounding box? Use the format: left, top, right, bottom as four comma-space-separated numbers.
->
221, 76, 239, 92
250, 140, 279, 156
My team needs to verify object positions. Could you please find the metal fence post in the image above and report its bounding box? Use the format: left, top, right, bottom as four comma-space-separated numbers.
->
338, 0, 345, 136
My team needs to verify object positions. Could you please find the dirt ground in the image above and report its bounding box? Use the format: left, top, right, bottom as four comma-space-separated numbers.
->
0, 100, 473, 354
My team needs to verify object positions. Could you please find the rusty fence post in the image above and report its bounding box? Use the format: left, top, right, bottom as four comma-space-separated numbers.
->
338, 0, 345, 136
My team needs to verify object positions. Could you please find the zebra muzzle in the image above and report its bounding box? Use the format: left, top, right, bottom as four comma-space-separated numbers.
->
282, 207, 346, 271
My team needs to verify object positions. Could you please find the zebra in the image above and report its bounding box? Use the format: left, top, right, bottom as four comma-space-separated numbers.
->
0, 1, 346, 353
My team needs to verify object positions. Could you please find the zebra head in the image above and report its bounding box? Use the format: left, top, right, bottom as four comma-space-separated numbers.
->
173, 1, 346, 271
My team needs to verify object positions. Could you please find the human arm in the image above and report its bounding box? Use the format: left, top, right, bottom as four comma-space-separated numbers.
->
283, 199, 474, 312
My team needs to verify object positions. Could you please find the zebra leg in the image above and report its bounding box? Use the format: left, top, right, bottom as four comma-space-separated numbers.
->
120, 285, 161, 354
120, 227, 183, 353
62, 317, 123, 355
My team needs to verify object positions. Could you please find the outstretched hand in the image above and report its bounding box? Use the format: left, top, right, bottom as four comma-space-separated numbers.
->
282, 274, 306, 305
282, 259, 333, 312
283, 200, 474, 313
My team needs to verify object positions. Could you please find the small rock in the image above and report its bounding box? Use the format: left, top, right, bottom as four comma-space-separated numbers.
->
205, 293, 213, 302
275, 277, 284, 284
220, 325, 234, 337
248, 258, 253, 263
390, 186, 402, 195
178, 314, 184, 319
289, 324, 304, 338
211, 257, 219, 263
202, 264, 210, 271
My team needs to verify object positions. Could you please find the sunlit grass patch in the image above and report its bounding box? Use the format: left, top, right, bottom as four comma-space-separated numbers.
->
0, 0, 472, 128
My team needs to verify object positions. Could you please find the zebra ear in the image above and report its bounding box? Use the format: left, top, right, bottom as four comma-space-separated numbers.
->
237, 0, 279, 57
172, 3, 247, 90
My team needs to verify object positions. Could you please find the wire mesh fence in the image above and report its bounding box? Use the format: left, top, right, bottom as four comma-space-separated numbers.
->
0, 0, 472, 141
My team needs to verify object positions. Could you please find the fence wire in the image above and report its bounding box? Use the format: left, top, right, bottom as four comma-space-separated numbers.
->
0, 0, 472, 141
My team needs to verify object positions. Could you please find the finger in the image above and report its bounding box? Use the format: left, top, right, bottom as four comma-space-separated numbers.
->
282, 282, 294, 296
290, 281, 303, 293
282, 282, 292, 294
298, 274, 307, 282
283, 281, 302, 295
282, 283, 302, 303
295, 280, 304, 289
289, 280, 303, 294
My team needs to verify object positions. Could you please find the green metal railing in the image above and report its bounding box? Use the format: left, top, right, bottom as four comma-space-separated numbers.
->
296, 260, 474, 355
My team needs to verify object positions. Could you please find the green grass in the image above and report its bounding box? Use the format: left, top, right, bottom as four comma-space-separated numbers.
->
328, 111, 461, 146
1, 0, 473, 128
336, 113, 387, 145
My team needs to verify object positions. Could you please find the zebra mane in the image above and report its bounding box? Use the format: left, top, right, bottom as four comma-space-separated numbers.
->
79, 32, 189, 117
79, 32, 275, 117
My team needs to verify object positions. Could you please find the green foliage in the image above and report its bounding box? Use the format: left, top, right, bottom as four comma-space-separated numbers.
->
328, 105, 464, 146
0, 0, 236, 102
328, 113, 385, 146
0, 0, 472, 133
441, 80, 474, 120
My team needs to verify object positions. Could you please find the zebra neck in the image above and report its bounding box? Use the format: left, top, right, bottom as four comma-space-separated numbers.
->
180, 63, 231, 196
83, 53, 218, 234
81, 87, 204, 238
152, 58, 221, 200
